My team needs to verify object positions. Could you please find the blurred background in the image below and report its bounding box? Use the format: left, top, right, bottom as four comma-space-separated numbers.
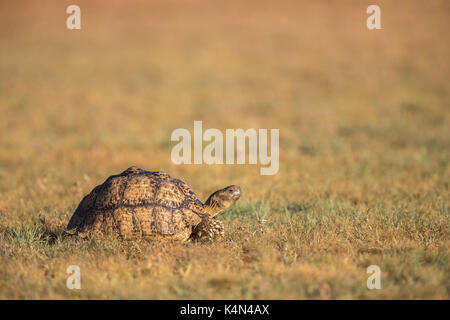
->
0, 0, 448, 299
1, 0, 449, 201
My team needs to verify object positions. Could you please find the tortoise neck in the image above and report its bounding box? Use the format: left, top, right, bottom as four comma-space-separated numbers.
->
204, 198, 223, 217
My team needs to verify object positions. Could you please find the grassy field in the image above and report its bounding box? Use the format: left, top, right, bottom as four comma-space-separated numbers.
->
0, 0, 449, 299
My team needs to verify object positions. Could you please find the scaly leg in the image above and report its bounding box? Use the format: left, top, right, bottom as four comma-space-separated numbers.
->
191, 216, 224, 242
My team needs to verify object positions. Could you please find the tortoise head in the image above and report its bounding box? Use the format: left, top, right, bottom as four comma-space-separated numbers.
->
204, 185, 241, 217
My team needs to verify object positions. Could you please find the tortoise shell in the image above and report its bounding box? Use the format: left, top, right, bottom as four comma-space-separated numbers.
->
66, 167, 207, 240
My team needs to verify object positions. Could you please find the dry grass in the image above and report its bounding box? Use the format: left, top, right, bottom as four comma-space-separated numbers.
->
0, 0, 449, 299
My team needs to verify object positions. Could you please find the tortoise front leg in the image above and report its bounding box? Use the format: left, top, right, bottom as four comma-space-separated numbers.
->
191, 216, 224, 242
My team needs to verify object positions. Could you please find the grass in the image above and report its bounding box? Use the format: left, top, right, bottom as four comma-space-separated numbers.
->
0, 0, 449, 299
0, 200, 448, 299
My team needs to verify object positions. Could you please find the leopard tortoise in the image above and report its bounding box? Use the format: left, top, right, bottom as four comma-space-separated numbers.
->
66, 166, 241, 242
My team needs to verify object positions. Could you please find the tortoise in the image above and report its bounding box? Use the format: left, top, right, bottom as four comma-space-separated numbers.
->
66, 166, 241, 242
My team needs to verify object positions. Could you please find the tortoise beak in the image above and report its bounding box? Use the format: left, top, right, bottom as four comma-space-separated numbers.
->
231, 186, 241, 200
